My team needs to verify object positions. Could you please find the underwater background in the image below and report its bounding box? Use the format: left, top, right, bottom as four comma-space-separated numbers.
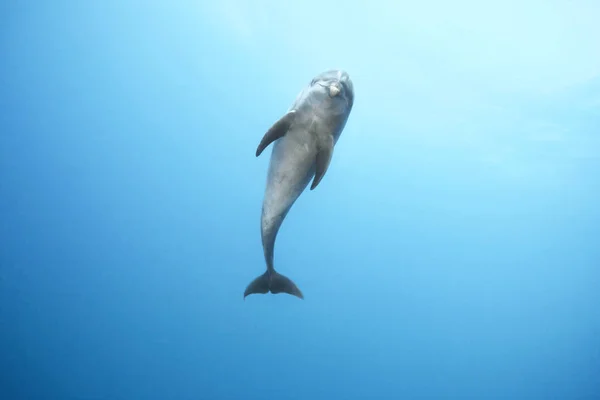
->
1, 1, 599, 399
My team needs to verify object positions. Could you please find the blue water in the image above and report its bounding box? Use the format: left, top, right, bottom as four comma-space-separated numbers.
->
1, 1, 599, 399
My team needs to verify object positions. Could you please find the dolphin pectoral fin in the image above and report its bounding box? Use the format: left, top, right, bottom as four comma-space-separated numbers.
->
310, 135, 334, 190
255, 110, 297, 157
243, 270, 304, 300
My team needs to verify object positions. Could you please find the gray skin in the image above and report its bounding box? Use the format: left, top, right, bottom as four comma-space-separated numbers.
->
244, 70, 354, 300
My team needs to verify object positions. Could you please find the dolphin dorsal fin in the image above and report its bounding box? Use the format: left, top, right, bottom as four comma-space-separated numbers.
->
255, 110, 297, 157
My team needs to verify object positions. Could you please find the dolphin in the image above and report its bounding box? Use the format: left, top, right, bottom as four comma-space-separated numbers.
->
244, 70, 355, 300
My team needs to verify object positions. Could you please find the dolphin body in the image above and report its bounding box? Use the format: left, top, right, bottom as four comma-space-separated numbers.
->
244, 70, 355, 300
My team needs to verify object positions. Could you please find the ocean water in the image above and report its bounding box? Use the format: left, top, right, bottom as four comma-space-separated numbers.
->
1, 1, 599, 399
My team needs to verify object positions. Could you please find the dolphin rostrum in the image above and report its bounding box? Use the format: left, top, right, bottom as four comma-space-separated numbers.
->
244, 70, 355, 300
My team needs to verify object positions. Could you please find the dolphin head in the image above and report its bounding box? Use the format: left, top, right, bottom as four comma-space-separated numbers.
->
309, 69, 354, 113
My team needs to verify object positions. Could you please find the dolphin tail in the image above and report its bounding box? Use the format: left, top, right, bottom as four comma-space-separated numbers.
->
243, 270, 304, 300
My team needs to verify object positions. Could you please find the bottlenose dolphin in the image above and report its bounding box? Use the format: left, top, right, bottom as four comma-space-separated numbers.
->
244, 70, 355, 300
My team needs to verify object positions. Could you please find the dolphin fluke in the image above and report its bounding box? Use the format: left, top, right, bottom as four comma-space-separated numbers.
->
243, 270, 304, 300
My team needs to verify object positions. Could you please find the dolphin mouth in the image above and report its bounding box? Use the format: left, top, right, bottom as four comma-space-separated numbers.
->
316, 81, 344, 99
318, 82, 341, 97
328, 84, 341, 97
